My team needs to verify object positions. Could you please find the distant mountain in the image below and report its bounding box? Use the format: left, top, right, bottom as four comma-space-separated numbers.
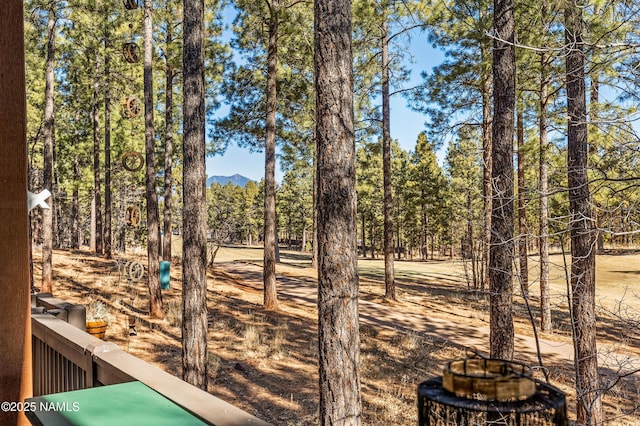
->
206, 174, 253, 188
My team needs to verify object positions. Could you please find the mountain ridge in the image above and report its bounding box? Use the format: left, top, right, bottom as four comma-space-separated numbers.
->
206, 174, 253, 188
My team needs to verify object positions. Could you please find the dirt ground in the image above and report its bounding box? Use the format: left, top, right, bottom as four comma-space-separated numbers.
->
33, 247, 640, 425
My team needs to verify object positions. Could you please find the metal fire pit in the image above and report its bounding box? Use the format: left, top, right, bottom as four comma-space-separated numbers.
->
418, 358, 568, 426
443, 358, 536, 402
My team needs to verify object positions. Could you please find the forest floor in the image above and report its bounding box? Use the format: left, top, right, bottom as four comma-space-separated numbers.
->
33, 246, 640, 425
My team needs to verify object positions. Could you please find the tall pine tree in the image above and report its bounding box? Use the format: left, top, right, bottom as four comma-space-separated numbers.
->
182, 0, 208, 390
316, 0, 362, 421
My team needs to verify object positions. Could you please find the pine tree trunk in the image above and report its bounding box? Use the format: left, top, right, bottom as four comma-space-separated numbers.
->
312, 164, 319, 268
396, 226, 401, 260
420, 202, 427, 261
53, 144, 61, 248
144, 0, 163, 319
118, 189, 126, 253
430, 235, 435, 260
489, 0, 515, 360
480, 26, 492, 292
517, 98, 528, 295
92, 52, 103, 255
71, 152, 80, 249
466, 193, 476, 287
381, 15, 395, 301
361, 214, 366, 257
590, 72, 604, 253
182, 0, 208, 391
103, 40, 112, 259
369, 217, 375, 259
565, 3, 602, 423
302, 226, 307, 252
42, 6, 56, 293
163, 65, 174, 261
90, 192, 96, 251
263, 5, 279, 310
315, 0, 362, 420
539, 17, 552, 332
275, 223, 281, 262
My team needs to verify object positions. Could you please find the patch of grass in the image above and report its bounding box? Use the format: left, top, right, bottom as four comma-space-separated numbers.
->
242, 324, 262, 351
360, 323, 379, 338
400, 332, 423, 352
164, 299, 182, 328
213, 317, 230, 332
208, 353, 222, 381
270, 322, 288, 359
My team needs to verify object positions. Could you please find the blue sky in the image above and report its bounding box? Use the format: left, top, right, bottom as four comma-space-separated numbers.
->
206, 26, 445, 182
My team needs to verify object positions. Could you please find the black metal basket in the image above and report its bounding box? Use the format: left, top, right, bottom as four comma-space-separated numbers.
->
418, 376, 568, 426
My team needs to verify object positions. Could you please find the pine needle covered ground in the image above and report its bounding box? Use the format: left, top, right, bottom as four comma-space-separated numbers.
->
34, 247, 640, 425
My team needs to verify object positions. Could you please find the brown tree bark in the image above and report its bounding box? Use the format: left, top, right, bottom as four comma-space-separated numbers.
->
71, 151, 80, 249
92, 52, 103, 255
263, 0, 280, 310
361, 214, 366, 257
420, 201, 427, 261
0, 4, 33, 422
489, 0, 515, 360
465, 193, 476, 285
480, 21, 492, 292
182, 0, 208, 391
144, 0, 163, 318
565, 3, 602, 424
42, 5, 56, 293
315, 0, 362, 422
53, 144, 61, 248
311, 164, 319, 269
539, 6, 552, 332
162, 0, 177, 262
163, 64, 175, 261
381, 14, 395, 301
590, 68, 604, 253
301, 227, 307, 252
69, 102, 81, 249
369, 217, 375, 259
103, 38, 112, 260
517, 97, 528, 295
90, 190, 96, 250
118, 189, 126, 252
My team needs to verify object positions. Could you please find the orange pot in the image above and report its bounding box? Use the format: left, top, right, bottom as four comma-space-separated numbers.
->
86, 320, 108, 339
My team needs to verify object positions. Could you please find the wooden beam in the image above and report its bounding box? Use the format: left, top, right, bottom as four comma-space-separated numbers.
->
0, 2, 33, 425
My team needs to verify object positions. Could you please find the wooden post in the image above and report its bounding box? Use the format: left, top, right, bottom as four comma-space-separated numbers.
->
0, 2, 33, 425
